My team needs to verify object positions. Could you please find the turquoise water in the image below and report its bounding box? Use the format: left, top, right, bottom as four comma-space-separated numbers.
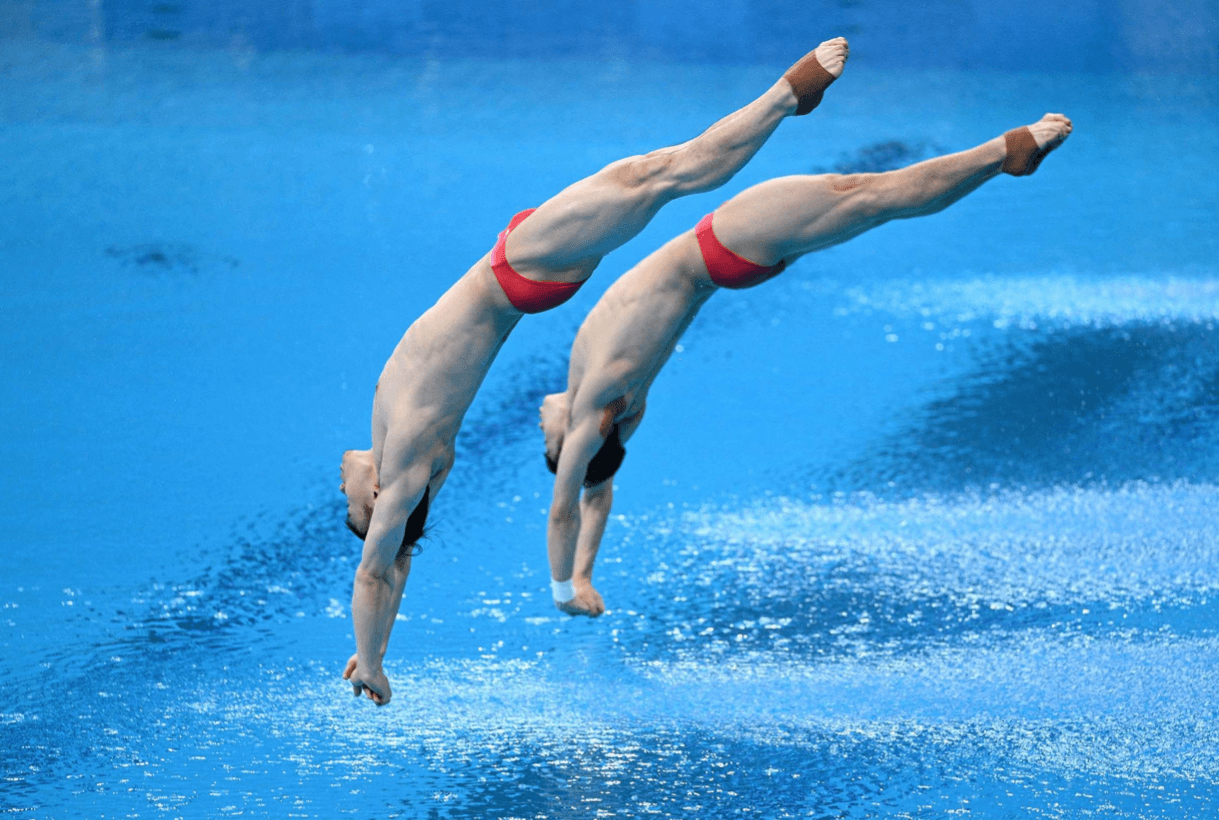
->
2, 15, 1219, 820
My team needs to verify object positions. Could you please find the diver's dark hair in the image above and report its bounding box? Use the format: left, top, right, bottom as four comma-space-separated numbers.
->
346, 486, 430, 559
583, 427, 625, 488
543, 429, 626, 488
399, 486, 430, 557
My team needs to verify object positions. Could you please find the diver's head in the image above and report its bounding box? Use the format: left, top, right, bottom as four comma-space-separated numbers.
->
340, 449, 377, 537
340, 448, 430, 556
539, 392, 568, 471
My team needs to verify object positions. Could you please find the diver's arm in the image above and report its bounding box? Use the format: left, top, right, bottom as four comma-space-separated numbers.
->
546, 417, 603, 582
349, 469, 427, 704
571, 401, 641, 583
546, 416, 608, 616
343, 558, 409, 696
574, 481, 613, 583
377, 558, 411, 655
570, 398, 645, 593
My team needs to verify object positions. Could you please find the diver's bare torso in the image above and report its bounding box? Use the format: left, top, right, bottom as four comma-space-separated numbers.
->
566, 232, 717, 425
372, 257, 523, 496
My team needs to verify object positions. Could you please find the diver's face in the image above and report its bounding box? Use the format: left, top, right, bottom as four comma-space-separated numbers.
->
539, 393, 568, 464
340, 449, 378, 535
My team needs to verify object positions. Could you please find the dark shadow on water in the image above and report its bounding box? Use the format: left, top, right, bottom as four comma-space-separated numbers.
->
810, 139, 951, 175
104, 242, 239, 276
823, 322, 1219, 496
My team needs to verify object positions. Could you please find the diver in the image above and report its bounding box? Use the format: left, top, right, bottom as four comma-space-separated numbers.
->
340, 38, 851, 704
540, 113, 1073, 616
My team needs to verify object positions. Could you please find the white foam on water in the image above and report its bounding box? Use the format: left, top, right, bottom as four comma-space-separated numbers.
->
639, 632, 1219, 782
266, 636, 1219, 787
671, 482, 1219, 606
808, 275, 1219, 328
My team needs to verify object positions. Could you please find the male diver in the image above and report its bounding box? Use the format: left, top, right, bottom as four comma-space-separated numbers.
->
340, 38, 851, 704
540, 113, 1073, 616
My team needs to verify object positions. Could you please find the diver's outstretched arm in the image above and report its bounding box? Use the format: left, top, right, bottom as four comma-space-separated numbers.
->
347, 464, 429, 705
568, 480, 614, 611
343, 556, 408, 701
546, 412, 611, 617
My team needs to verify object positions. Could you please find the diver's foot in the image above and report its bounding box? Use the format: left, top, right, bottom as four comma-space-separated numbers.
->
1002, 113, 1072, 176
783, 37, 849, 116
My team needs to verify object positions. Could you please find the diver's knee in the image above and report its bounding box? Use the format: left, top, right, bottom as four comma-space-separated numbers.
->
606, 152, 674, 192
825, 173, 886, 219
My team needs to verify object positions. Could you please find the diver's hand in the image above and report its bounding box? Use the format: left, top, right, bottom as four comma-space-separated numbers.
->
343, 654, 392, 705
556, 582, 605, 617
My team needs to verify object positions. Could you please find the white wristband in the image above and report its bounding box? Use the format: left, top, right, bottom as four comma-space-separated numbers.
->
550, 578, 575, 604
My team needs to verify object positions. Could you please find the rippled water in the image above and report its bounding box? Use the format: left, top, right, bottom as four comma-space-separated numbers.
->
2, 30, 1218, 820
6, 484, 1218, 817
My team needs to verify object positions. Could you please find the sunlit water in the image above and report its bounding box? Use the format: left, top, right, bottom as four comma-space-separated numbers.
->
2, 28, 1218, 820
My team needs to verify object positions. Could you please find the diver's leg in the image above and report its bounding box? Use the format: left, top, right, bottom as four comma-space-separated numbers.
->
709, 113, 1073, 265
643, 36, 848, 198
863, 113, 1072, 221
505, 38, 850, 278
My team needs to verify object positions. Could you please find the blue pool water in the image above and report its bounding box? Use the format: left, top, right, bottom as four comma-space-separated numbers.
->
2, 2, 1218, 817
